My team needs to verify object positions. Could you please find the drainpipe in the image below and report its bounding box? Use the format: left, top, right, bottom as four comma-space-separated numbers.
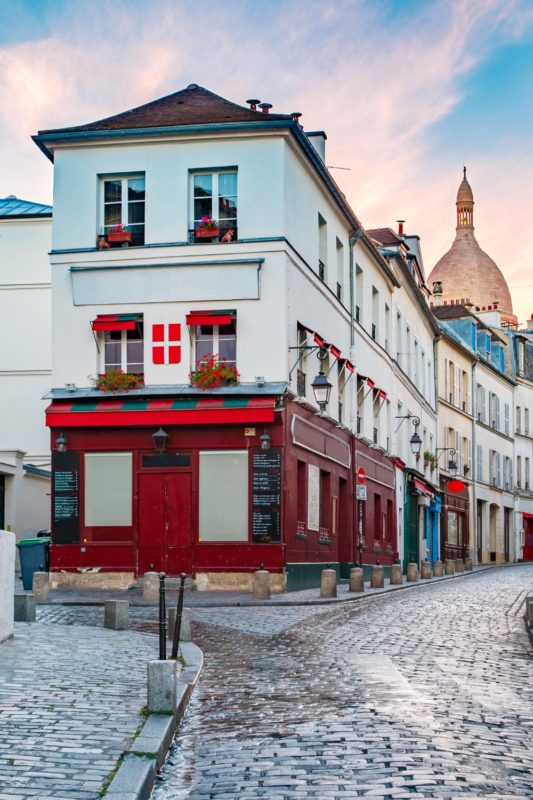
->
471, 359, 478, 563
349, 229, 363, 435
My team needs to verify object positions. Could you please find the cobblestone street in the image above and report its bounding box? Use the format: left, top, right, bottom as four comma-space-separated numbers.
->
151, 566, 533, 800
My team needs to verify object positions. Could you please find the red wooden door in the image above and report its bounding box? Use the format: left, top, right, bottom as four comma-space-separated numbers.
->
138, 472, 193, 575
524, 518, 533, 561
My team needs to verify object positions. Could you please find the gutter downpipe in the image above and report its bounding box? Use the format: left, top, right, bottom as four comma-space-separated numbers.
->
349, 229, 363, 436
471, 358, 478, 564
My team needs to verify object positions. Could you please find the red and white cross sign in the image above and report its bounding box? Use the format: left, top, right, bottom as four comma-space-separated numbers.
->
152, 323, 181, 364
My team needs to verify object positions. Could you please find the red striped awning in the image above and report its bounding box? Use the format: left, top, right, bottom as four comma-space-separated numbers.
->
91, 314, 142, 332
378, 389, 387, 400
186, 310, 235, 327
46, 396, 275, 428
411, 478, 434, 497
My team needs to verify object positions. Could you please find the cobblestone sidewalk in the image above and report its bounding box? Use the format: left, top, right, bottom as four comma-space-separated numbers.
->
0, 622, 159, 799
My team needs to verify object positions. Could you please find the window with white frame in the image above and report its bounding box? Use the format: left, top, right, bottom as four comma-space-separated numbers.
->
85, 453, 132, 526
100, 176, 145, 245
191, 171, 237, 240
100, 323, 144, 374
193, 319, 237, 368
199, 450, 248, 541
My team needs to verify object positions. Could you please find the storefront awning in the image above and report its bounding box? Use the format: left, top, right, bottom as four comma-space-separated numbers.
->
522, 512, 533, 520
91, 313, 142, 332
46, 396, 275, 428
186, 310, 236, 327
411, 478, 434, 498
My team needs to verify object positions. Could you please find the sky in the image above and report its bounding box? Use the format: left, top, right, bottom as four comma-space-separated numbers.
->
0, 0, 532, 325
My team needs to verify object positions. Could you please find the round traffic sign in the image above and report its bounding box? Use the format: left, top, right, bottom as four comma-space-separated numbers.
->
357, 467, 366, 484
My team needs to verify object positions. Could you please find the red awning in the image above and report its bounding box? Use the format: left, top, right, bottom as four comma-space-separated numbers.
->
522, 512, 533, 520
330, 345, 341, 359
186, 310, 235, 327
91, 314, 142, 332
378, 389, 387, 400
411, 478, 434, 497
46, 396, 275, 428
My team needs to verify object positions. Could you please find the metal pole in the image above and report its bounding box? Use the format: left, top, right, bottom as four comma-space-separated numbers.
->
171, 572, 187, 660
158, 572, 166, 661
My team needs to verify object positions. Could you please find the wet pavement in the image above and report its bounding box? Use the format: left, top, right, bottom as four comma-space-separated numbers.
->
149, 565, 533, 800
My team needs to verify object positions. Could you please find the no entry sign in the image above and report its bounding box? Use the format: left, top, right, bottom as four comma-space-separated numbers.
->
357, 467, 366, 484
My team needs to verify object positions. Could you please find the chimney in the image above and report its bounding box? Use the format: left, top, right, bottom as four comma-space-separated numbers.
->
258, 103, 272, 115
397, 220, 405, 236
305, 131, 327, 161
432, 281, 443, 307
246, 98, 261, 111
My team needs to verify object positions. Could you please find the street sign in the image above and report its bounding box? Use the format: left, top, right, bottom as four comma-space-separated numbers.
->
357, 467, 366, 484
356, 484, 367, 501
447, 479, 465, 494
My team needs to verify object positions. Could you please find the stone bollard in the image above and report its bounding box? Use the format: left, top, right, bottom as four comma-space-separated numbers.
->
390, 564, 403, 585
464, 557, 473, 572
14, 593, 36, 622
320, 568, 337, 598
142, 571, 159, 602
253, 568, 271, 600
445, 559, 455, 576
527, 597, 533, 627
104, 600, 129, 630
433, 561, 444, 577
406, 562, 419, 582
32, 572, 49, 602
371, 565, 384, 589
420, 561, 432, 579
147, 660, 179, 714
349, 567, 364, 592
455, 558, 464, 573
167, 607, 192, 642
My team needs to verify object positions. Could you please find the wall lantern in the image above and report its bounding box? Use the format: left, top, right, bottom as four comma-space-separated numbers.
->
152, 427, 169, 454
395, 414, 422, 457
311, 370, 332, 412
55, 432, 68, 452
260, 429, 271, 450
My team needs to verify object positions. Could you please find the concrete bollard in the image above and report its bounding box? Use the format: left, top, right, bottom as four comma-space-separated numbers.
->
320, 568, 337, 598
445, 559, 455, 576
14, 593, 36, 622
142, 571, 159, 602
349, 567, 364, 592
147, 660, 179, 714
433, 561, 444, 577
32, 572, 49, 602
406, 563, 419, 582
370, 565, 384, 589
253, 568, 271, 600
525, 596, 533, 626
464, 557, 473, 572
455, 558, 464, 573
167, 607, 192, 642
390, 564, 403, 585
420, 561, 432, 579
104, 600, 129, 630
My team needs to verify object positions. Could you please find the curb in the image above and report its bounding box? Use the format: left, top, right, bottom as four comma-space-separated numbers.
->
103, 641, 203, 799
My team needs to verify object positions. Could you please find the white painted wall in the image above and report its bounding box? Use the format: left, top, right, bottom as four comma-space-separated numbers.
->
0, 530, 15, 643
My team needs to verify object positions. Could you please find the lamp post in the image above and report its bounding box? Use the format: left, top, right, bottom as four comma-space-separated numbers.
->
311, 370, 332, 413
152, 427, 169, 454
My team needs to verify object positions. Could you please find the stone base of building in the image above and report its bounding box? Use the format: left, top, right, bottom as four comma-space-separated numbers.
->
194, 571, 287, 593
50, 571, 135, 590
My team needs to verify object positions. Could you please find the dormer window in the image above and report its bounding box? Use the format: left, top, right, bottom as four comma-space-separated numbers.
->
100, 176, 145, 246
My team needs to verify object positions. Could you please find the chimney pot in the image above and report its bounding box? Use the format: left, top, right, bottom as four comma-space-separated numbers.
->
246, 98, 261, 111
291, 112, 302, 124
397, 219, 405, 236
258, 102, 272, 115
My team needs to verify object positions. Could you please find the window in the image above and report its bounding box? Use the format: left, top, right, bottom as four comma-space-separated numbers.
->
85, 453, 132, 526
516, 406, 521, 433
101, 176, 145, 246
355, 265, 363, 324
101, 323, 144, 374
525, 408, 530, 435
504, 403, 510, 436
199, 451, 248, 541
336, 238, 344, 301
384, 304, 390, 353
191, 171, 237, 240
318, 214, 327, 280
372, 286, 379, 340
194, 319, 237, 367
396, 312, 402, 365
517, 456, 522, 488
476, 444, 483, 481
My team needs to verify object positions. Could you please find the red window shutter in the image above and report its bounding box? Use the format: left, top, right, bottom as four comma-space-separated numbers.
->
169, 346, 181, 364
152, 324, 165, 343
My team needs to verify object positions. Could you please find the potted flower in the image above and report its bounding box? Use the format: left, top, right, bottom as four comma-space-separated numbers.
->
191, 354, 239, 389
195, 217, 220, 240
106, 224, 132, 244
91, 370, 144, 393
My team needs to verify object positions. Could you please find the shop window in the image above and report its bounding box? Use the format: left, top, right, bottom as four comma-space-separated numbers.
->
297, 460, 307, 528
100, 323, 144, 374
320, 470, 331, 532
100, 176, 145, 246
84, 453, 132, 526
193, 319, 237, 368
199, 451, 248, 541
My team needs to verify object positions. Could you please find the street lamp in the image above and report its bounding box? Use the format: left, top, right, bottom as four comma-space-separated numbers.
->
55, 432, 68, 452
311, 370, 332, 412
152, 427, 169, 454
395, 414, 422, 457
260, 429, 271, 450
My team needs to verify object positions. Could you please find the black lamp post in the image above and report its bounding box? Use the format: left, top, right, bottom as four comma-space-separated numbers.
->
311, 370, 332, 412
152, 427, 169, 454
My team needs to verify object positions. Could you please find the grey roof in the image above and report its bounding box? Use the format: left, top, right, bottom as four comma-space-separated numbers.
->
0, 196, 52, 218
44, 382, 288, 401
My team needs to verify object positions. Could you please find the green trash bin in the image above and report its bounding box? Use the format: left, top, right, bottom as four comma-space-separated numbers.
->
17, 537, 51, 591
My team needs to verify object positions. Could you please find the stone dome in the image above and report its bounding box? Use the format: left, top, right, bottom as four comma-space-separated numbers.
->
428, 169, 517, 326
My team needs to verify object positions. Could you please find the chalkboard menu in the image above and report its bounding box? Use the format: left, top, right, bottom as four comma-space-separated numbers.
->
251, 447, 282, 543
52, 451, 80, 544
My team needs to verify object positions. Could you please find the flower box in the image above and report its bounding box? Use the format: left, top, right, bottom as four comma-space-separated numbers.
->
107, 231, 132, 244
195, 226, 220, 239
